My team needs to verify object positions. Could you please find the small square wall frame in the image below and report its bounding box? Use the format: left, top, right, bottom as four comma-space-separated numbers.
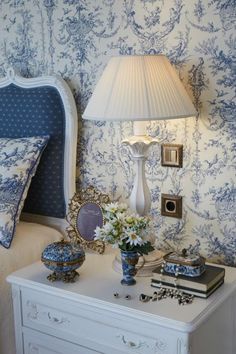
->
161, 144, 183, 168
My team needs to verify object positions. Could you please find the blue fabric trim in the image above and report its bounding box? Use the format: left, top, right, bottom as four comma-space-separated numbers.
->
0, 84, 66, 218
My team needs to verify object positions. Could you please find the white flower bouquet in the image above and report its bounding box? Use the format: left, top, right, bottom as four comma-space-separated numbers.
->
94, 202, 154, 255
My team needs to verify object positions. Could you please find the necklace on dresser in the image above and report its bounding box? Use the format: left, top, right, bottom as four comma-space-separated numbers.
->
139, 260, 194, 305
154, 260, 194, 305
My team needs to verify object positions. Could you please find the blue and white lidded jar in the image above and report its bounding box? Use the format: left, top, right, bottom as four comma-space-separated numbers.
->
41, 240, 85, 282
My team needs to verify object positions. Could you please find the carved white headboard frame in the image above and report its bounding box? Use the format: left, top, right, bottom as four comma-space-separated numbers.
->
0, 69, 78, 232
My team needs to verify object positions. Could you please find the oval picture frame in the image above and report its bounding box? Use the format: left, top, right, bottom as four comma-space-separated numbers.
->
66, 186, 110, 254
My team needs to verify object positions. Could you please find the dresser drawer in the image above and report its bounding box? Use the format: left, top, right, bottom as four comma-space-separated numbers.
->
21, 288, 187, 354
23, 327, 101, 354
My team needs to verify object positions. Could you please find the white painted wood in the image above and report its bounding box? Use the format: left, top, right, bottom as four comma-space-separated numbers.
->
0, 68, 78, 229
11, 284, 24, 354
21, 288, 184, 354
23, 327, 100, 354
7, 251, 236, 354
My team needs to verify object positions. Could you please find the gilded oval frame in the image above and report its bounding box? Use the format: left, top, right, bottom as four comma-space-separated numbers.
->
66, 186, 110, 254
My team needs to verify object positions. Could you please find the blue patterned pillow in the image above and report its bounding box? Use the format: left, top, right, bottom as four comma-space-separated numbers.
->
0, 136, 49, 248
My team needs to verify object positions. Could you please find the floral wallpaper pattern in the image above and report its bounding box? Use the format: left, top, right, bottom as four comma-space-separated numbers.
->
0, 0, 235, 265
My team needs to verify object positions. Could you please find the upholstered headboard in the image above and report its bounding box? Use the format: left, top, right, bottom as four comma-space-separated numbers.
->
0, 69, 78, 226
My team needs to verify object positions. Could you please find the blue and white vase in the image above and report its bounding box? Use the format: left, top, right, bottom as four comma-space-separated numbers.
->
120, 250, 139, 286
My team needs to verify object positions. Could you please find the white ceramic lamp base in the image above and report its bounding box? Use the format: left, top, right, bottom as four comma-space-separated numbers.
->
120, 135, 164, 275
122, 135, 158, 216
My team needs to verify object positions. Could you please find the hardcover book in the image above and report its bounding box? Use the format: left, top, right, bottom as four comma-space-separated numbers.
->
151, 279, 224, 298
152, 264, 225, 292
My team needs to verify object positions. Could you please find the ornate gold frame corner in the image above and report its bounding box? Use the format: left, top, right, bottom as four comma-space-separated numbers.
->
66, 186, 110, 254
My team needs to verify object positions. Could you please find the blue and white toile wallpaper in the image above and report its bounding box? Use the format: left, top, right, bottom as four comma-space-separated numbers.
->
0, 1, 235, 265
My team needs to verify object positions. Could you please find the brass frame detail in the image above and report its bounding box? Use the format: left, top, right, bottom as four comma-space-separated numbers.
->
41, 257, 85, 267
66, 186, 110, 254
47, 270, 79, 283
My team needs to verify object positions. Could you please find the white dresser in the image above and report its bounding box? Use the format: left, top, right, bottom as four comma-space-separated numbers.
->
7, 251, 236, 354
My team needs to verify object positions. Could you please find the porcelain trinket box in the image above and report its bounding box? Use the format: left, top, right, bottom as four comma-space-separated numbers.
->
41, 240, 85, 282
163, 249, 205, 277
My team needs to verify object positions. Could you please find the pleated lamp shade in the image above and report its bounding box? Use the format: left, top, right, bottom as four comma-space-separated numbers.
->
82, 55, 197, 122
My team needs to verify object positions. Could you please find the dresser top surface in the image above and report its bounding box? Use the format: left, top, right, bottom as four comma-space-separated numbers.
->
7, 249, 236, 332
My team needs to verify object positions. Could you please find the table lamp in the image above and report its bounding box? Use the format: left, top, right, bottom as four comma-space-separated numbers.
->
82, 55, 196, 216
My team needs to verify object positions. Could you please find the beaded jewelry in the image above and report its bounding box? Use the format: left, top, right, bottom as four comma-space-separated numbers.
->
139, 293, 152, 302
139, 261, 194, 305
113, 293, 132, 300
157, 260, 194, 305
125, 294, 131, 300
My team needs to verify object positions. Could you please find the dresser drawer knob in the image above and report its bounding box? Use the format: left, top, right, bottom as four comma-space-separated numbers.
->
119, 335, 147, 349
29, 343, 39, 354
128, 341, 137, 348
47, 312, 70, 325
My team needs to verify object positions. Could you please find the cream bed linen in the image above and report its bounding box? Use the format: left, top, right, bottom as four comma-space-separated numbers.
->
0, 221, 62, 354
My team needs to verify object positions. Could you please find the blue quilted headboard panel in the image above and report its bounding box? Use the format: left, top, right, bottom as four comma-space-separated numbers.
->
0, 84, 66, 218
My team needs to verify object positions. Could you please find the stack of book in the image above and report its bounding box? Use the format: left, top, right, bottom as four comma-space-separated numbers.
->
151, 264, 225, 298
